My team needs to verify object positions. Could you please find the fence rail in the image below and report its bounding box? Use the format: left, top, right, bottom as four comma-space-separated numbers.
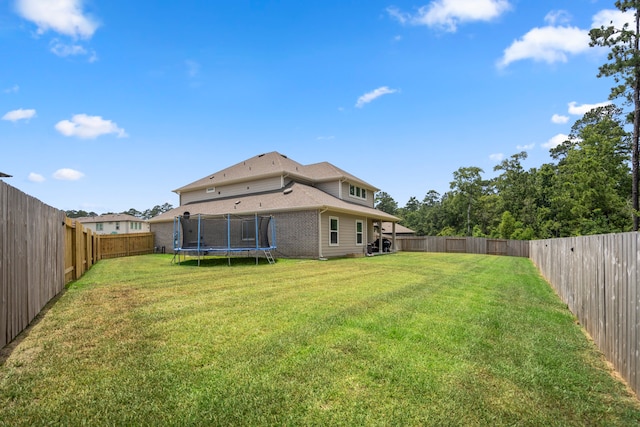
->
397, 236, 530, 258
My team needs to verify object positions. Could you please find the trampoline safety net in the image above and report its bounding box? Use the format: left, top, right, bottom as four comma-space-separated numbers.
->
172, 213, 276, 265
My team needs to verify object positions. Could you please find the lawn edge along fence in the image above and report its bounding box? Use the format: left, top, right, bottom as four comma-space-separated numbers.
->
1, 180, 153, 348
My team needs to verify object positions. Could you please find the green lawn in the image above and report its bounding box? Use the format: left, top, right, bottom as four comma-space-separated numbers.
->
1, 253, 639, 426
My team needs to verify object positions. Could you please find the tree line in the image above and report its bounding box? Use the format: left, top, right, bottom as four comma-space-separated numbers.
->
376, 2, 640, 240
376, 105, 633, 239
65, 203, 173, 220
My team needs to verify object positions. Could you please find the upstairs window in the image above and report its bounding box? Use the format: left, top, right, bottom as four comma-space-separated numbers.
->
349, 184, 367, 200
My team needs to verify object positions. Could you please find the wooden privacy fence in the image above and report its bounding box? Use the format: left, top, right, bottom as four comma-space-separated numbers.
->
1, 180, 155, 348
1, 181, 66, 348
397, 236, 530, 258
65, 217, 99, 284
99, 233, 155, 259
530, 233, 639, 399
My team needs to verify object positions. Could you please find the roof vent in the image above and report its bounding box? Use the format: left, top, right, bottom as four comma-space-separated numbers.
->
283, 188, 293, 195
281, 154, 288, 158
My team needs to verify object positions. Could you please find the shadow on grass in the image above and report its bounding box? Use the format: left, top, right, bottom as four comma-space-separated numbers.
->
0, 288, 68, 366
174, 256, 277, 267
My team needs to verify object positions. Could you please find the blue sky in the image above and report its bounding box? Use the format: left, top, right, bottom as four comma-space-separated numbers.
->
1, 0, 633, 213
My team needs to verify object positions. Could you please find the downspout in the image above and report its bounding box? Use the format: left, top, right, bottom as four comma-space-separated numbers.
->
318, 207, 328, 259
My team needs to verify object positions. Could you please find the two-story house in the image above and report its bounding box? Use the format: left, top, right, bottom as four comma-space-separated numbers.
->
149, 152, 399, 259
78, 214, 150, 235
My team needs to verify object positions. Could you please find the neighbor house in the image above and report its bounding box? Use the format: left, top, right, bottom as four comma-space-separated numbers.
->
78, 213, 150, 235
150, 151, 399, 259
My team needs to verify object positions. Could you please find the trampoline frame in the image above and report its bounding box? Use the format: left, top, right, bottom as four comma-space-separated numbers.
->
172, 213, 277, 265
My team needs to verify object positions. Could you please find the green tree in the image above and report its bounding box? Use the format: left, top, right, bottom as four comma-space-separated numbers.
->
590, 1, 640, 229
449, 166, 486, 236
374, 192, 398, 215
142, 203, 174, 219
498, 211, 516, 239
551, 105, 632, 235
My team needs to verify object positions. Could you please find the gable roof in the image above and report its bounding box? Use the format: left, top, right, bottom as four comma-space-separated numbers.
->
151, 182, 398, 223
174, 151, 377, 193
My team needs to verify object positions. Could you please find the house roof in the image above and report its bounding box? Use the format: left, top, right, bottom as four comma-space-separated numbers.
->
381, 222, 415, 235
173, 151, 378, 193
151, 182, 398, 223
77, 213, 145, 224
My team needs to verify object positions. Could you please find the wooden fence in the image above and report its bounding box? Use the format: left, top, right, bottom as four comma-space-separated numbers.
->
1, 181, 66, 348
1, 180, 155, 348
99, 233, 155, 259
397, 236, 530, 258
64, 217, 99, 284
530, 233, 639, 399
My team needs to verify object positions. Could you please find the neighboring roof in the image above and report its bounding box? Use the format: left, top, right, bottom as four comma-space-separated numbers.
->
381, 222, 415, 235
0, 172, 11, 178
77, 213, 145, 224
173, 151, 378, 194
151, 182, 398, 223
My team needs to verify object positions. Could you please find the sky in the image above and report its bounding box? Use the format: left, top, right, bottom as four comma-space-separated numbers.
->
0, 0, 633, 213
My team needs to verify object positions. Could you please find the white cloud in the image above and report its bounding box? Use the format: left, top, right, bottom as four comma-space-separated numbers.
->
53, 168, 84, 181
55, 114, 128, 139
28, 172, 45, 182
316, 136, 335, 141
592, 9, 634, 30
388, 0, 511, 32
567, 101, 611, 115
489, 153, 504, 162
551, 114, 569, 124
517, 143, 535, 150
2, 108, 36, 122
15, 0, 99, 39
542, 133, 569, 149
498, 25, 590, 68
50, 39, 84, 56
3, 85, 20, 94
355, 86, 398, 108
185, 60, 200, 78
544, 10, 571, 26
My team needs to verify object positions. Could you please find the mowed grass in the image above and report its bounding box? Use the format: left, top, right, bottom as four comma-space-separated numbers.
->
1, 253, 639, 426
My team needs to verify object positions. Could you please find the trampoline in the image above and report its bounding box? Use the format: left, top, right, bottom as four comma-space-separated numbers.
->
172, 213, 276, 265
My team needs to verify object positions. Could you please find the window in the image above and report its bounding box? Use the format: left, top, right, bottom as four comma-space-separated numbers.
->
206, 187, 216, 193
242, 220, 256, 241
356, 220, 363, 245
329, 217, 339, 246
349, 184, 367, 200
96, 223, 103, 231
115, 222, 120, 231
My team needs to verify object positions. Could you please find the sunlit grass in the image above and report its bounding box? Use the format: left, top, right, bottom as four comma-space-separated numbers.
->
1, 253, 638, 426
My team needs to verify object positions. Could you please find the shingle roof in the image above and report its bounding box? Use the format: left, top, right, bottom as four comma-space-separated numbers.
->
150, 182, 398, 223
173, 151, 378, 193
